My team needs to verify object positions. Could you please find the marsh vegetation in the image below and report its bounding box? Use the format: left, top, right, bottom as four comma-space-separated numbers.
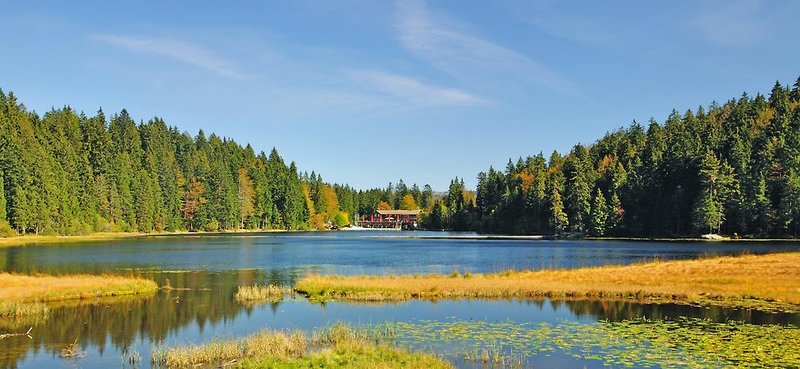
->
152, 323, 451, 369
391, 317, 800, 369
296, 252, 800, 312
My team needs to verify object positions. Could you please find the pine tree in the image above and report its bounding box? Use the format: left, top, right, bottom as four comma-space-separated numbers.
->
590, 189, 608, 236
607, 192, 624, 235
549, 186, 568, 234
694, 151, 724, 234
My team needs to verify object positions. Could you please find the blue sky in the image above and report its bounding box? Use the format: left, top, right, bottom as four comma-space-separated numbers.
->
1, 1, 798, 190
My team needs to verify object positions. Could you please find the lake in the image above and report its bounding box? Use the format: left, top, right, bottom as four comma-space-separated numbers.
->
1, 231, 799, 369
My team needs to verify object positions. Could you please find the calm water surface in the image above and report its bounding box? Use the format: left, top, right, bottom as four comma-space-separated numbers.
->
1, 231, 798, 369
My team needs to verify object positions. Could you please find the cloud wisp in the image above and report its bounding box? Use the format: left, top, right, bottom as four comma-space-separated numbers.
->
347, 69, 487, 107
395, 0, 576, 95
94, 34, 245, 78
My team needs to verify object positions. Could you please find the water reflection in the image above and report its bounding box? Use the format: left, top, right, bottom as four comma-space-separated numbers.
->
1, 270, 797, 369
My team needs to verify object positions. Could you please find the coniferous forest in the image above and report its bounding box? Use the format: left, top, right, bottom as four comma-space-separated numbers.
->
1, 78, 800, 238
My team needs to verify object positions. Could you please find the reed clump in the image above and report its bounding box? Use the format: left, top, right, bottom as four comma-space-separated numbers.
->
152, 324, 452, 369
234, 284, 292, 304
152, 330, 307, 367
59, 338, 86, 359
0, 302, 49, 318
295, 252, 800, 312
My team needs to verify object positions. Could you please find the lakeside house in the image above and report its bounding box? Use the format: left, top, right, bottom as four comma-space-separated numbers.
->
359, 209, 421, 230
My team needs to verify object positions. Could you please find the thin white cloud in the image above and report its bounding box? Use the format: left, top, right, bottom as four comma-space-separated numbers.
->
347, 70, 487, 106
395, 0, 576, 95
93, 34, 245, 78
691, 0, 769, 46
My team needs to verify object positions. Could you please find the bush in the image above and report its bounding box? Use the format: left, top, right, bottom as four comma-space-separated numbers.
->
0, 220, 17, 238
205, 218, 220, 232
333, 212, 349, 228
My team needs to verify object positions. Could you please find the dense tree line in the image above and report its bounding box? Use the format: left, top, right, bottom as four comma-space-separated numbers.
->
0, 90, 439, 235
3, 77, 798, 238
0, 89, 443, 236
428, 79, 800, 237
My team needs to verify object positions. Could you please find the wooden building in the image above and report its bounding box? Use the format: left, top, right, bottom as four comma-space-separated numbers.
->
359, 209, 421, 230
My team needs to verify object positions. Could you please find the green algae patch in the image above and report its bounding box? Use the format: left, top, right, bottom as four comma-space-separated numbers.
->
390, 317, 800, 369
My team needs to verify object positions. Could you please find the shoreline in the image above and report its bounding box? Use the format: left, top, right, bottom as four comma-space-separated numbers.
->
1, 229, 798, 248
0, 229, 298, 248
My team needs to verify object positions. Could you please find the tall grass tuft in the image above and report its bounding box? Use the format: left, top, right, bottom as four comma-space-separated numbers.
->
234, 284, 292, 304
311, 322, 398, 346
152, 330, 307, 367
0, 302, 49, 318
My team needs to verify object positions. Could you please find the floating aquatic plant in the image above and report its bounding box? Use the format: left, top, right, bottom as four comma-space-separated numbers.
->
388, 317, 800, 369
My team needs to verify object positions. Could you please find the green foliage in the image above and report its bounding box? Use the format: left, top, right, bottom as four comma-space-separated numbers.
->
0, 220, 16, 238
205, 218, 220, 232
333, 212, 349, 228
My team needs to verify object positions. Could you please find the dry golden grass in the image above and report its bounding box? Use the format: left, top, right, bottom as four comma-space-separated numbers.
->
153, 330, 307, 367
0, 273, 158, 316
295, 252, 800, 312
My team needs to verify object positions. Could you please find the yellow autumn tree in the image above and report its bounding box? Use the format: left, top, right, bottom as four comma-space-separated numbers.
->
377, 201, 392, 210
321, 185, 340, 218
399, 194, 419, 210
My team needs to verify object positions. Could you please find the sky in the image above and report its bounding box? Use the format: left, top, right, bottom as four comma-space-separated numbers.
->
1, 0, 798, 191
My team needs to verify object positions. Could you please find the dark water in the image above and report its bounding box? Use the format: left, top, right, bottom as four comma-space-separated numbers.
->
1, 231, 799, 369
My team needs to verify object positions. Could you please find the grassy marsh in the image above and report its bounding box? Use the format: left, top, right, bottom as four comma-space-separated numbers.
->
152, 323, 452, 369
295, 252, 800, 312
0, 273, 158, 316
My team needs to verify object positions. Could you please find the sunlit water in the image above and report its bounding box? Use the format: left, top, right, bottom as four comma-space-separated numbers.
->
1, 231, 798, 369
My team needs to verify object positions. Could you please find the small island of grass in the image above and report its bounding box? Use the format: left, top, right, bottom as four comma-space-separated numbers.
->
0, 273, 158, 317
295, 252, 800, 312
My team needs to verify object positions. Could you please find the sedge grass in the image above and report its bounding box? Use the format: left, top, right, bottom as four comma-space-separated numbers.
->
295, 252, 800, 312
